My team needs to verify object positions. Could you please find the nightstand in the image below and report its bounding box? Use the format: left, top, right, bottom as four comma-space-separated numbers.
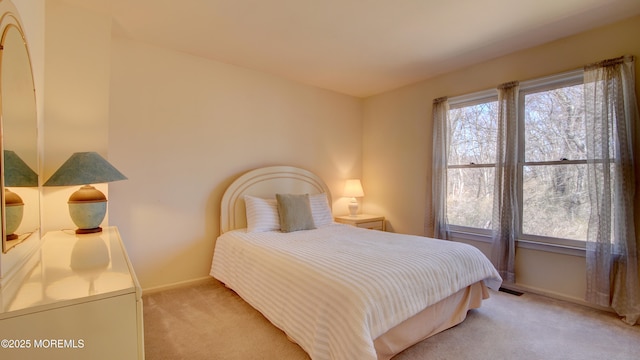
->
335, 214, 385, 231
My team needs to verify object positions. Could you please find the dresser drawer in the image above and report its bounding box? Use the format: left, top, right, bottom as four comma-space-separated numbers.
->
356, 220, 384, 230
335, 215, 385, 231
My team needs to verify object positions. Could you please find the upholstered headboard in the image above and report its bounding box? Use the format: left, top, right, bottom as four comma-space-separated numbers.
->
220, 166, 332, 233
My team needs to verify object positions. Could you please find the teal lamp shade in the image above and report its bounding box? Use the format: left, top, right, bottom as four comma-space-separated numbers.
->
3, 150, 38, 240
44, 152, 127, 234
4, 150, 38, 187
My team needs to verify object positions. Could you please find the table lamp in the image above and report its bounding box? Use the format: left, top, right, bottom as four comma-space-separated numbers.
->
3, 150, 38, 240
43, 152, 127, 234
343, 179, 364, 217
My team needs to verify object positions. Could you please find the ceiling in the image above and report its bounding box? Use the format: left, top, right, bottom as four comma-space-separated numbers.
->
60, 0, 640, 97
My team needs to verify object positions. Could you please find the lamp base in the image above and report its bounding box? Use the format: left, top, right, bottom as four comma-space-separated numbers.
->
75, 227, 103, 235
348, 199, 359, 217
68, 185, 108, 233
5, 189, 24, 237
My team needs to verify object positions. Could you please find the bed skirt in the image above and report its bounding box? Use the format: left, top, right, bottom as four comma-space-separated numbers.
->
373, 281, 488, 360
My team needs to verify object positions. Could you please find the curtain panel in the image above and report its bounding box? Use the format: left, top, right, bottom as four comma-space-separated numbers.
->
490, 81, 519, 284
584, 55, 640, 325
430, 97, 449, 239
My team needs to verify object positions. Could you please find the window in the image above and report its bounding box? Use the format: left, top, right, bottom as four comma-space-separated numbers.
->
520, 78, 589, 245
447, 98, 497, 231
446, 71, 589, 248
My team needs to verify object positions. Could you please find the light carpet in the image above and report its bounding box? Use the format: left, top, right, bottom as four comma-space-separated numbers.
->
143, 279, 640, 360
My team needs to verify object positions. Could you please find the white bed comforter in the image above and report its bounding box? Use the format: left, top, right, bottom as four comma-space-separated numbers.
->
210, 224, 502, 360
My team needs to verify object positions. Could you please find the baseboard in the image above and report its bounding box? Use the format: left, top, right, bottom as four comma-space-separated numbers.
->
501, 283, 613, 313
142, 276, 215, 295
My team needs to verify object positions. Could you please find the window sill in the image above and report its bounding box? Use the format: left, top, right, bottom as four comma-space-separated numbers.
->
447, 227, 492, 243
447, 230, 586, 257
517, 239, 585, 257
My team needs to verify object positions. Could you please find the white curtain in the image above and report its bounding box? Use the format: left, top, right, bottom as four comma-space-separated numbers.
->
584, 55, 640, 325
430, 97, 449, 239
490, 81, 519, 284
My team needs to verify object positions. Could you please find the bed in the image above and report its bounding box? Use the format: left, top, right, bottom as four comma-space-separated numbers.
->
210, 166, 502, 360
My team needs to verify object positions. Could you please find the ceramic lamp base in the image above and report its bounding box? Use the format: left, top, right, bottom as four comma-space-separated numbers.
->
68, 185, 108, 233
5, 189, 24, 239
348, 199, 359, 216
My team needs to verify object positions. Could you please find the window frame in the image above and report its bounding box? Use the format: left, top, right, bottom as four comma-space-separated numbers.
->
445, 69, 588, 253
447, 90, 498, 233
517, 70, 586, 250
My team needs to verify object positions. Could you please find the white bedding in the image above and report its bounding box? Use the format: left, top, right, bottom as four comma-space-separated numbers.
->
210, 223, 502, 360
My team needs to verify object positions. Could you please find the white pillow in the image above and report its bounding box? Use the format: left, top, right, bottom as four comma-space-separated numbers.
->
309, 193, 334, 227
244, 195, 280, 232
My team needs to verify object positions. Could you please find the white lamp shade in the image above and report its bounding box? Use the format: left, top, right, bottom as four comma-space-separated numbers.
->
343, 179, 364, 198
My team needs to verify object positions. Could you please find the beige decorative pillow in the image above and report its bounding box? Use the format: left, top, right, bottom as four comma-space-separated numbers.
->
276, 193, 316, 232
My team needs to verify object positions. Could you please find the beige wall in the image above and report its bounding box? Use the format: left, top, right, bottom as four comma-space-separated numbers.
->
42, 0, 112, 231
21, 0, 361, 290
107, 38, 363, 290
9, 0, 640, 300
363, 15, 640, 302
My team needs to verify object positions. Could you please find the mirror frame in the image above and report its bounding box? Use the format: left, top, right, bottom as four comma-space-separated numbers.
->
0, 2, 40, 254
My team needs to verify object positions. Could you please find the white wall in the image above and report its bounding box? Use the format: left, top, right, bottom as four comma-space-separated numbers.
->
107, 38, 363, 290
362, 15, 640, 303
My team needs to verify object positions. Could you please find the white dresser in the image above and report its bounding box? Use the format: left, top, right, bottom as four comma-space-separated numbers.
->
0, 226, 144, 360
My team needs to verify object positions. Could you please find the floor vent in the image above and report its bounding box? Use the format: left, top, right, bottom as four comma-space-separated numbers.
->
499, 287, 524, 296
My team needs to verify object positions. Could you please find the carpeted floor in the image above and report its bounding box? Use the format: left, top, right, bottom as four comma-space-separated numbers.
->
143, 279, 640, 360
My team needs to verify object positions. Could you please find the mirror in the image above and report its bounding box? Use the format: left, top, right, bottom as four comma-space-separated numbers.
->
1, 12, 39, 253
